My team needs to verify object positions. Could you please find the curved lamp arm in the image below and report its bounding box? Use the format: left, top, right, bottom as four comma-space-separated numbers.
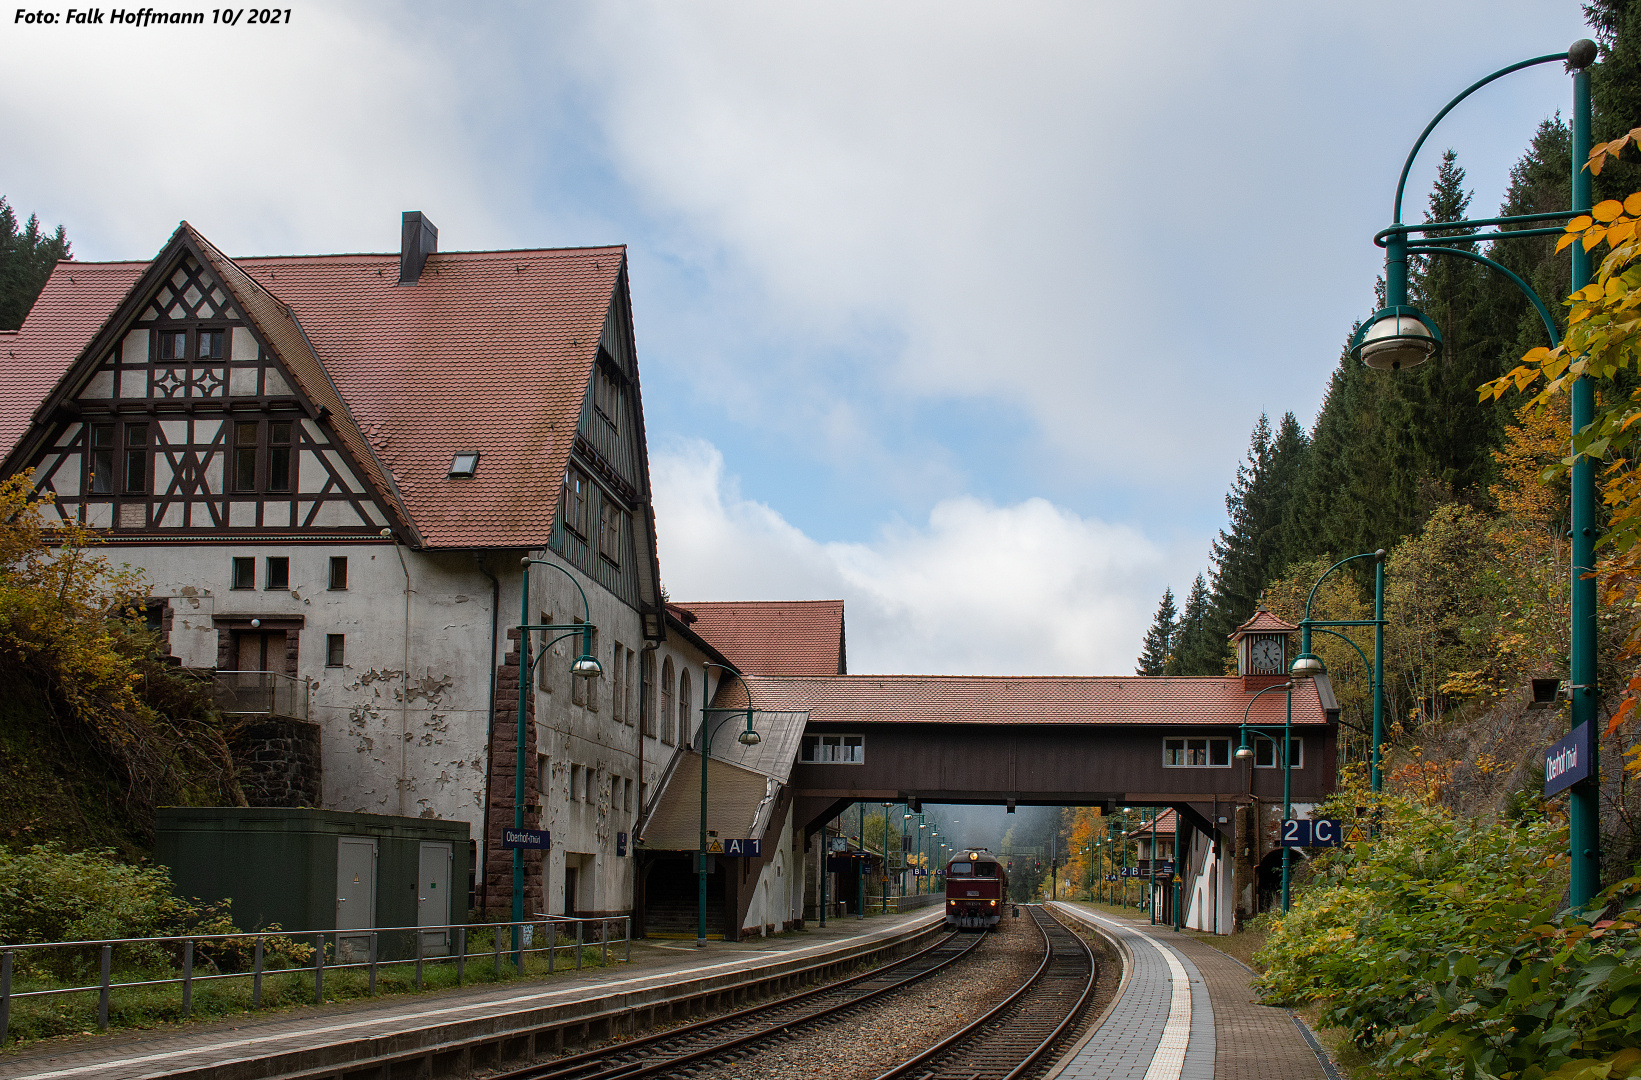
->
1392, 52, 1569, 224
1236, 681, 1293, 758
700, 661, 759, 751
1405, 245, 1562, 345
1304, 550, 1387, 623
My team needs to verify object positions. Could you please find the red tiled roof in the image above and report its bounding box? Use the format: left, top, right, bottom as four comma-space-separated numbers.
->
1130, 808, 1177, 836
673, 600, 846, 676
1, 228, 626, 549
1231, 609, 1299, 636
0, 262, 144, 460
715, 674, 1330, 726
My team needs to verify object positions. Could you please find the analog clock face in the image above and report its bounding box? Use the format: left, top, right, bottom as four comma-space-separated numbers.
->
1249, 636, 1285, 674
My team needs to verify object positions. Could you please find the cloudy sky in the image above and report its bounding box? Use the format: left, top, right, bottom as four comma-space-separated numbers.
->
2, 1, 1591, 675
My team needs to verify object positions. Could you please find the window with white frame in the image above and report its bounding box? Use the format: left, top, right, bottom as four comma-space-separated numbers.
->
660, 657, 675, 744
1163, 737, 1231, 767
624, 646, 636, 725
801, 734, 865, 763
678, 668, 691, 746
1253, 736, 1303, 769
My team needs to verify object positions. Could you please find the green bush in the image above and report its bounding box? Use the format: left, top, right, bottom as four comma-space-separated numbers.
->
0, 843, 309, 980
1253, 793, 1641, 1080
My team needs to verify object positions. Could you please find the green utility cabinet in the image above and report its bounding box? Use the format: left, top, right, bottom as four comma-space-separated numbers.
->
156, 808, 470, 948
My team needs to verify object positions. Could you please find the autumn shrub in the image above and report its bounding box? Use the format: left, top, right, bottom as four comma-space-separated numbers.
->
1254, 789, 1641, 1080
0, 473, 242, 846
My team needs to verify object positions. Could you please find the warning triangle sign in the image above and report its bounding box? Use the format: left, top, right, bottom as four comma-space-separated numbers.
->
708, 839, 724, 853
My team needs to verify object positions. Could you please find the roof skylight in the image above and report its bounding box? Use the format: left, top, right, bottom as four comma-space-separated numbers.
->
448, 452, 479, 478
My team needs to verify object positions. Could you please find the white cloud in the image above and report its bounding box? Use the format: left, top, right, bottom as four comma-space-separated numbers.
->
653, 439, 1191, 675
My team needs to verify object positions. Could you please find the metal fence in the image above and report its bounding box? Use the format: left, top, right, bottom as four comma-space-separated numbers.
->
0, 915, 629, 1046
211, 670, 310, 720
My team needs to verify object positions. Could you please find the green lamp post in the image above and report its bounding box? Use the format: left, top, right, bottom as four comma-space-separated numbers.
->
1289, 551, 1387, 791
697, 663, 760, 947
1236, 680, 1295, 912
1356, 39, 1600, 905
514, 558, 603, 967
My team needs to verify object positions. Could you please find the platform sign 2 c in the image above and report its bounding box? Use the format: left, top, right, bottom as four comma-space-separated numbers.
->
1281, 819, 1344, 847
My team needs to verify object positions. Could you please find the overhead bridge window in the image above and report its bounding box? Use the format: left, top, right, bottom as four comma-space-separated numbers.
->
1164, 737, 1231, 767
800, 733, 864, 763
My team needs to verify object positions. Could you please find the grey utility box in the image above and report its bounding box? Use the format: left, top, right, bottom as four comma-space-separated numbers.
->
156, 808, 470, 952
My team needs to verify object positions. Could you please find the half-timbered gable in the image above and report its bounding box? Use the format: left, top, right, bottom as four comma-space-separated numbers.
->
8, 226, 405, 542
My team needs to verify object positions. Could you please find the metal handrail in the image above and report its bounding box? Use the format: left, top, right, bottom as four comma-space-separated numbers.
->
211, 669, 311, 720
0, 914, 631, 1046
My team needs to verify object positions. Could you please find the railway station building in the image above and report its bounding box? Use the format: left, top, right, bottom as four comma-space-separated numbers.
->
3, 213, 1339, 940
0, 213, 737, 926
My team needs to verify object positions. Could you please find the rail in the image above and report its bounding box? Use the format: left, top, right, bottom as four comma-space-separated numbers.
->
0, 914, 629, 1046
211, 669, 310, 720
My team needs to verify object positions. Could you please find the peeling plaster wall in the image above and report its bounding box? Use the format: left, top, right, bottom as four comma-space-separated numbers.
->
512, 560, 730, 920
739, 810, 798, 935
111, 542, 495, 837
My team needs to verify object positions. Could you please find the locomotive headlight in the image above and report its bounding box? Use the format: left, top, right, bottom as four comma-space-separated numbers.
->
989, 900, 997, 907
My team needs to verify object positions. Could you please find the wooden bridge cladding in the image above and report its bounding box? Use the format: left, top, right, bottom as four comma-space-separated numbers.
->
789, 721, 1338, 839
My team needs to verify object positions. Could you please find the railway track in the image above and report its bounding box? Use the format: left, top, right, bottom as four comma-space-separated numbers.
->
871, 905, 1098, 1080
493, 928, 985, 1080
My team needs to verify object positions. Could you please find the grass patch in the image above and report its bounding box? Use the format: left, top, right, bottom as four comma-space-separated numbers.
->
0, 934, 616, 1051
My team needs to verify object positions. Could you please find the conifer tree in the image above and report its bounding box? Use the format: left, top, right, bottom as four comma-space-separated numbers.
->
1135, 587, 1177, 675
1166, 575, 1220, 676
0, 198, 71, 331
1209, 413, 1309, 642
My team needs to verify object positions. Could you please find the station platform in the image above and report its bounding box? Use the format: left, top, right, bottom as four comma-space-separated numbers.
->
1045, 902, 1337, 1080
0, 909, 943, 1080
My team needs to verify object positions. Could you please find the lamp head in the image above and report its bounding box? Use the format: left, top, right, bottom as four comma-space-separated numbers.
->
1234, 743, 1254, 761
1350, 305, 1442, 371
736, 728, 761, 746
1289, 652, 1325, 678
571, 654, 603, 679
1570, 38, 1598, 70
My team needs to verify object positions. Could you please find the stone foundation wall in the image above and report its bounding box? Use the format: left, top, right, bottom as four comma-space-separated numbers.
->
232, 718, 322, 807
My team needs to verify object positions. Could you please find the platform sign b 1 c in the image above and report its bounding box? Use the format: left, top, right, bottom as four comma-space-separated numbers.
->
1545, 724, 1593, 797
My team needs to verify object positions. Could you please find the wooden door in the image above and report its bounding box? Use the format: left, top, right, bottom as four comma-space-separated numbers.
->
236, 631, 278, 672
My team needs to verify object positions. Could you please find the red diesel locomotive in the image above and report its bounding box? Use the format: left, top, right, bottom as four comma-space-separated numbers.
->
944, 849, 1007, 929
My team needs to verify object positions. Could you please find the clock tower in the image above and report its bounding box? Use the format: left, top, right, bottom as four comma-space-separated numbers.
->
1229, 609, 1301, 691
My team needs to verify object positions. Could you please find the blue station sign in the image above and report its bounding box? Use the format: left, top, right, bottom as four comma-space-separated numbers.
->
709, 838, 762, 857
1545, 723, 1593, 797
1281, 819, 1344, 847
501, 828, 549, 850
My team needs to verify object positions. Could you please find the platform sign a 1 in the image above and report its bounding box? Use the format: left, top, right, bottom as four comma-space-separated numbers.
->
1281, 819, 1345, 847
723, 838, 761, 857
1545, 723, 1593, 797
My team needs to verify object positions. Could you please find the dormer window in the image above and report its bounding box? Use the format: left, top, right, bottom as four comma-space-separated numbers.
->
448, 452, 479, 478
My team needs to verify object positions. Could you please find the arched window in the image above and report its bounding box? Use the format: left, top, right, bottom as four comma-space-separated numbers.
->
678, 668, 692, 748
640, 650, 654, 737
660, 657, 675, 745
